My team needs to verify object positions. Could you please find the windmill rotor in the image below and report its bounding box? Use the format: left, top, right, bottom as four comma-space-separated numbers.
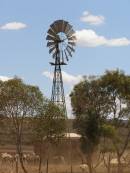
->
46, 20, 76, 64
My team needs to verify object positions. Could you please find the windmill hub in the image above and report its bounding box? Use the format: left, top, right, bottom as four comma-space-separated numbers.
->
46, 20, 76, 117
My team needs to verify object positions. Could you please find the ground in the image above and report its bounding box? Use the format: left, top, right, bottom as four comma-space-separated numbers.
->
0, 145, 130, 173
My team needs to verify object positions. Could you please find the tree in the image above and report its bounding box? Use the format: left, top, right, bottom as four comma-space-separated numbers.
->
0, 78, 44, 173
100, 70, 130, 173
31, 101, 66, 173
70, 77, 111, 173
70, 70, 130, 173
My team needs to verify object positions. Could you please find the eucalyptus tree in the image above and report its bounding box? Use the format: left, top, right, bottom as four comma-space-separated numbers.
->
70, 77, 111, 173
100, 70, 130, 173
70, 70, 130, 173
32, 101, 66, 173
0, 78, 44, 173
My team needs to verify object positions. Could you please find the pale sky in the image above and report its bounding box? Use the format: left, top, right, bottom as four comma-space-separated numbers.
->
0, 0, 130, 116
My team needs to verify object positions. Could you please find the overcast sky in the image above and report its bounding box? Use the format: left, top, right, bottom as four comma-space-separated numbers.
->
0, 0, 130, 116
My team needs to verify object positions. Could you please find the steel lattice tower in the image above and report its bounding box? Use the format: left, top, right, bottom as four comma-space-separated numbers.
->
50, 46, 67, 116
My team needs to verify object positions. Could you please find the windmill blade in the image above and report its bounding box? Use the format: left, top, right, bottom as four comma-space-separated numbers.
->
47, 28, 58, 39
64, 50, 69, 61
68, 35, 76, 41
49, 46, 56, 54
67, 29, 75, 37
67, 45, 75, 52
47, 41, 55, 47
50, 23, 58, 33
66, 47, 72, 57
62, 21, 69, 32
56, 20, 64, 32
68, 41, 76, 46
50, 21, 60, 34
65, 23, 72, 34
46, 34, 57, 41
61, 20, 66, 32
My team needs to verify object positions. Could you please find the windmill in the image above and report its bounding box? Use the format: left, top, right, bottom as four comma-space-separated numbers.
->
46, 20, 76, 117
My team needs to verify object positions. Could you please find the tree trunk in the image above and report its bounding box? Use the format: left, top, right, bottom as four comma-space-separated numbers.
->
107, 166, 111, 173
88, 164, 93, 173
117, 155, 123, 173
15, 156, 19, 173
46, 158, 49, 173
87, 155, 93, 173
16, 135, 28, 173
19, 153, 28, 173
38, 143, 43, 173
70, 164, 73, 173
38, 156, 42, 173
107, 154, 111, 173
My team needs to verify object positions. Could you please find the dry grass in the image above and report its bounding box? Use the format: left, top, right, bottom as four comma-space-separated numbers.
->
0, 145, 130, 173
0, 163, 130, 173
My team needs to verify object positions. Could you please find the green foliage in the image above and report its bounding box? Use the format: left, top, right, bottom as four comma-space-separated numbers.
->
32, 101, 66, 144
101, 124, 117, 138
70, 76, 112, 153
76, 109, 102, 155
0, 77, 44, 118
71, 69, 130, 172
101, 69, 130, 95
70, 78, 111, 118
